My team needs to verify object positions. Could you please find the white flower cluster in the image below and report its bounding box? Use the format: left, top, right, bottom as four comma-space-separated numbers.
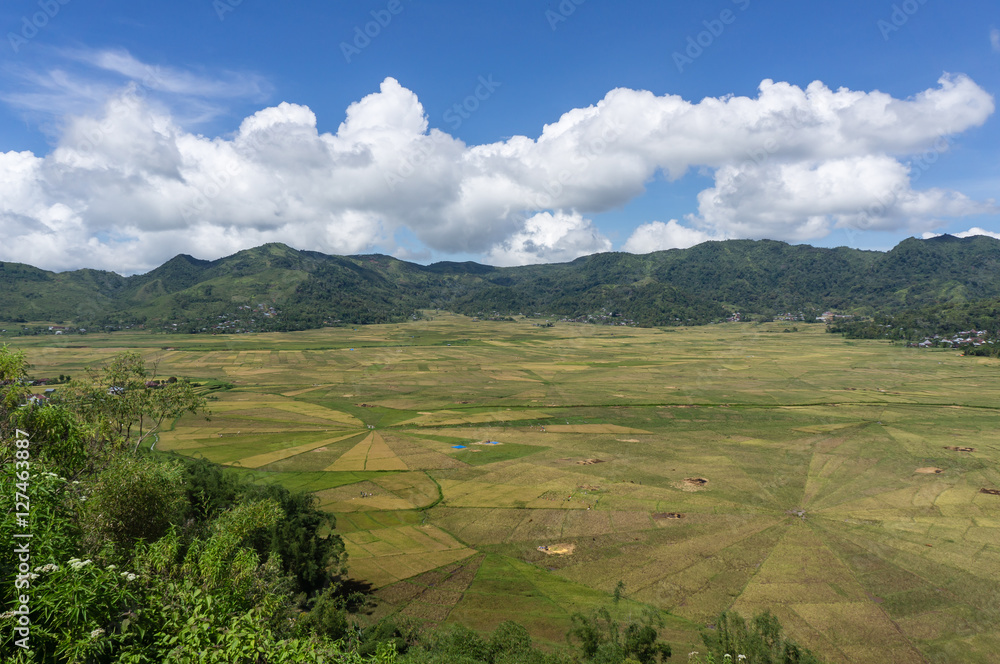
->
120, 572, 137, 582
34, 563, 59, 573
89, 628, 105, 639
67, 558, 93, 570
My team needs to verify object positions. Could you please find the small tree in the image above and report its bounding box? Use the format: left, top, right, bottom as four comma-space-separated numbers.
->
60, 351, 206, 452
568, 606, 671, 664
702, 611, 823, 663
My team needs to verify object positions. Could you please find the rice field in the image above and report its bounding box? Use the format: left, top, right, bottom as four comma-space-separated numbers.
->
13, 314, 1000, 662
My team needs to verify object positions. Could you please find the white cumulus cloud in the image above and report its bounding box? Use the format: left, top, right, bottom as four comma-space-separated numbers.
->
0, 59, 996, 272
623, 220, 722, 253
485, 211, 612, 266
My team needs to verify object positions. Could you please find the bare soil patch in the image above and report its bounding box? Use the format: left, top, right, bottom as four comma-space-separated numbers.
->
617, 438, 641, 443
653, 512, 684, 520
537, 543, 575, 555
945, 446, 975, 452
577, 458, 605, 465
915, 467, 944, 474
674, 477, 709, 492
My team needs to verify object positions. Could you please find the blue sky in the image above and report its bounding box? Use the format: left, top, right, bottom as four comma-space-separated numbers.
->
1, 0, 998, 273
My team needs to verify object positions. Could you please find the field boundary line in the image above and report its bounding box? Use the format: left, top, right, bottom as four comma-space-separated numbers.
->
805, 520, 931, 663
628, 516, 785, 597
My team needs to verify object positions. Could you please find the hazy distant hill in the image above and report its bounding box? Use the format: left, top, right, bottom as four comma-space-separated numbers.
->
3, 235, 1000, 331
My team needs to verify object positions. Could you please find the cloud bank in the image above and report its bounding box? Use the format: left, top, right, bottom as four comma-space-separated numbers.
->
0, 55, 995, 273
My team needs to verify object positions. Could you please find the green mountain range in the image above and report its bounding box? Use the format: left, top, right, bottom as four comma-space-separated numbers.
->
3, 234, 1000, 332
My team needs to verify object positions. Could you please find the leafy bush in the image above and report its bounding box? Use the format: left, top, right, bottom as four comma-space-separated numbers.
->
699, 611, 822, 664
568, 606, 671, 664
78, 457, 187, 555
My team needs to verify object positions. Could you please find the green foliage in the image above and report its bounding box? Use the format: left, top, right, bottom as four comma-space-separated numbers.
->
568, 606, 671, 664
58, 351, 206, 451
0, 462, 127, 662
402, 621, 568, 664
0, 343, 30, 410
830, 296, 1000, 343
116, 501, 296, 662
177, 456, 344, 596
10, 405, 93, 473
295, 585, 351, 642
699, 611, 822, 664
79, 456, 187, 554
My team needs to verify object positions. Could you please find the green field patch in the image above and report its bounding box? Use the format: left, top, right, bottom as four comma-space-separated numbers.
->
227, 468, 400, 495
450, 554, 700, 649
176, 431, 332, 464
343, 524, 476, 587
254, 433, 371, 472
315, 471, 440, 512
370, 554, 487, 627
393, 409, 553, 428
405, 432, 482, 445
792, 421, 869, 434
336, 510, 423, 534
451, 442, 545, 466
234, 430, 367, 469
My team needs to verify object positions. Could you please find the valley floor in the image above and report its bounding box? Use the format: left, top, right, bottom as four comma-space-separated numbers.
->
15, 315, 1000, 663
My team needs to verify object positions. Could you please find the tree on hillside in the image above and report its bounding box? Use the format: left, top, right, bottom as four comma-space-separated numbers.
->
59, 351, 206, 452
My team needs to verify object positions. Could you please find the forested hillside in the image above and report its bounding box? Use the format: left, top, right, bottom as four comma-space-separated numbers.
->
3, 235, 1000, 332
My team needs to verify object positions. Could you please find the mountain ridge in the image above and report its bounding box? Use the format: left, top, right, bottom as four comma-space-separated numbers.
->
3, 235, 1000, 330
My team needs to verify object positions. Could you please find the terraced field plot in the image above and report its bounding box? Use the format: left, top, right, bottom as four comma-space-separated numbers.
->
16, 315, 1000, 661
